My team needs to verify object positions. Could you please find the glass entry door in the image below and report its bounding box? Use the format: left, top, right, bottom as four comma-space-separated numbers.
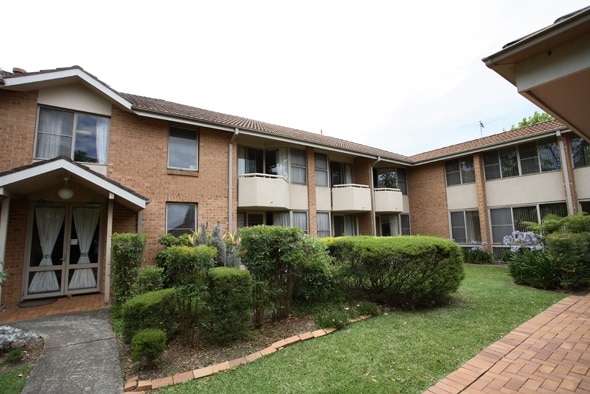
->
25, 205, 101, 299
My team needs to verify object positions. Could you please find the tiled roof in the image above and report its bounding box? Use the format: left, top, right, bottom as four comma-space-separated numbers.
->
409, 119, 566, 163
120, 93, 411, 163
1, 66, 570, 166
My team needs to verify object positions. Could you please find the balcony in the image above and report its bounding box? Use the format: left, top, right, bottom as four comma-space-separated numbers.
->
238, 174, 289, 209
332, 184, 371, 212
374, 188, 403, 212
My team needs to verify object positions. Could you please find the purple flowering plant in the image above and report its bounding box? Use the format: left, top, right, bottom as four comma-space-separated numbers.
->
502, 231, 543, 252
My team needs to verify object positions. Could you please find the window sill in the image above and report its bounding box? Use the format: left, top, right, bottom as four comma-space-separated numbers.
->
167, 169, 199, 177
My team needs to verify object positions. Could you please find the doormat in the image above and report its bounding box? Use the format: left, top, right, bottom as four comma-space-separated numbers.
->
18, 298, 57, 308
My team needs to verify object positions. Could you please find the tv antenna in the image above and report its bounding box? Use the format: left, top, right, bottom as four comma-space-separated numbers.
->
460, 117, 504, 138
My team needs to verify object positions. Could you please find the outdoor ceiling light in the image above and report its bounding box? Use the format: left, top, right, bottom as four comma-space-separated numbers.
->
58, 175, 74, 200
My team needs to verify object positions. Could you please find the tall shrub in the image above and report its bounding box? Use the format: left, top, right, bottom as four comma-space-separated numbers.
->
157, 245, 217, 287
331, 236, 464, 308
206, 267, 252, 343
546, 232, 590, 290
121, 288, 178, 343
111, 233, 148, 306
239, 226, 307, 325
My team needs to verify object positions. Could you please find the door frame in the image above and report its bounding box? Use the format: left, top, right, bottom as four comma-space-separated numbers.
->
22, 202, 104, 301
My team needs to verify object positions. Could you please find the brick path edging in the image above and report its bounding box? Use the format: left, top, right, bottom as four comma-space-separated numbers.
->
124, 316, 369, 393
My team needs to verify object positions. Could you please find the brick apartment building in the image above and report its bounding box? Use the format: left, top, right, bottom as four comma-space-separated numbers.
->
0, 65, 589, 310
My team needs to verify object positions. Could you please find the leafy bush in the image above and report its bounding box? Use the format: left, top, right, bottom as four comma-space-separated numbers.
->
352, 301, 381, 317
131, 328, 167, 365
111, 233, 149, 306
1, 348, 23, 365
507, 250, 560, 289
121, 288, 178, 343
546, 232, 590, 290
210, 223, 227, 266
239, 226, 310, 324
293, 236, 341, 305
330, 236, 464, 308
206, 267, 252, 343
462, 243, 493, 264
133, 266, 164, 296
157, 245, 217, 287
315, 308, 350, 330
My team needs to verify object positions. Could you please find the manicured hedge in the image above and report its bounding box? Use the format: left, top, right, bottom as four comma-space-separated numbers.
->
206, 267, 252, 343
157, 245, 217, 287
121, 288, 178, 343
330, 236, 464, 307
111, 233, 148, 306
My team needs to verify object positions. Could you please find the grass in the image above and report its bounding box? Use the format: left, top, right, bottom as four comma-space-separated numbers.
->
155, 264, 565, 393
0, 363, 32, 394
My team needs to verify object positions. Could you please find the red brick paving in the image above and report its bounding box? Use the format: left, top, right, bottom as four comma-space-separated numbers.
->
424, 295, 590, 393
0, 293, 105, 323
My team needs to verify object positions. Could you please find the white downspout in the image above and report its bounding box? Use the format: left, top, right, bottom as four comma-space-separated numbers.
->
104, 194, 114, 305
228, 128, 240, 233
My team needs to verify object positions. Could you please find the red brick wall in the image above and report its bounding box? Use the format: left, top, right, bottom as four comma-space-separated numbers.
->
108, 108, 232, 263
407, 162, 449, 237
2, 200, 29, 306
0, 90, 38, 170
354, 157, 374, 235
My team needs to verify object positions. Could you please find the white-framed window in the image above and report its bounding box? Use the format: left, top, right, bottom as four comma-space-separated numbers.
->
334, 215, 358, 236
315, 153, 329, 187
290, 149, 307, 184
35, 106, 110, 164
489, 203, 568, 244
445, 156, 475, 186
483, 137, 560, 180
331, 162, 353, 186
450, 210, 481, 244
373, 167, 408, 194
293, 211, 308, 234
316, 212, 331, 237
401, 214, 411, 235
238, 146, 289, 179
571, 135, 590, 168
166, 203, 197, 236
377, 214, 400, 236
168, 127, 198, 170
580, 201, 590, 214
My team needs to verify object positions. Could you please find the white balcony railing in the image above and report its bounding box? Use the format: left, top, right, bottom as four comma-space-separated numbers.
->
374, 188, 404, 212
238, 173, 289, 209
332, 184, 371, 212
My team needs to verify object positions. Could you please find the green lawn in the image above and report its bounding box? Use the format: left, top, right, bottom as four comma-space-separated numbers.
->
0, 364, 32, 394
155, 264, 565, 394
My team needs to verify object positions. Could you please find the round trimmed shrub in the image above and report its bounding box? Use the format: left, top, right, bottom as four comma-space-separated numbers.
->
131, 328, 166, 365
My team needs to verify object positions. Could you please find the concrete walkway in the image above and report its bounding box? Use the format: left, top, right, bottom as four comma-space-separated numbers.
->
425, 294, 590, 393
10, 308, 123, 394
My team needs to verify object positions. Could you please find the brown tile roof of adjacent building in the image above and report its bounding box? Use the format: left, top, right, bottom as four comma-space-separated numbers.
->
120, 93, 411, 163
409, 119, 567, 163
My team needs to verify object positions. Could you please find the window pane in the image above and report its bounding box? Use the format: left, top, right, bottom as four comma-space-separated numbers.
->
483, 151, 501, 180
401, 214, 411, 235
74, 113, 109, 164
538, 140, 561, 171
397, 169, 407, 195
571, 136, 590, 168
460, 157, 475, 183
317, 212, 330, 237
490, 208, 512, 244
581, 201, 590, 214
465, 211, 481, 243
375, 168, 398, 188
166, 203, 196, 236
445, 160, 461, 186
169, 128, 198, 170
513, 206, 538, 232
519, 142, 539, 175
540, 203, 567, 219
293, 212, 308, 234
36, 107, 74, 159
315, 153, 329, 186
450, 212, 466, 243
499, 148, 518, 178
290, 149, 306, 184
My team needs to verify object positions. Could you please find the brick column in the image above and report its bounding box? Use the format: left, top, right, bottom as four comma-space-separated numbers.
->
473, 153, 491, 251
560, 133, 578, 214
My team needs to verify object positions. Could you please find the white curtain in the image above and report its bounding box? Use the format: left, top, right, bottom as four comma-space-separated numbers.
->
389, 215, 400, 236
95, 118, 109, 165
68, 207, 100, 290
28, 207, 64, 294
317, 212, 330, 237
273, 212, 290, 226
276, 148, 288, 179
293, 212, 308, 233
36, 108, 73, 159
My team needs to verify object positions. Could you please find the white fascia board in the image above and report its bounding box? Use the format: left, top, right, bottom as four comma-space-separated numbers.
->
132, 110, 235, 132
2, 69, 133, 110
0, 160, 146, 209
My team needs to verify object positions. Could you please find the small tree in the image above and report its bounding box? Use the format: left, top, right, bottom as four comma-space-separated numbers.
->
509, 111, 554, 130
111, 233, 148, 306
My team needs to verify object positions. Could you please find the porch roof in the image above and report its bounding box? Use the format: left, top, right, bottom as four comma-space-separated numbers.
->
0, 157, 149, 211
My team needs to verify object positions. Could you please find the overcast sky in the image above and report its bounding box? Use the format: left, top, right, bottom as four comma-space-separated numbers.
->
3, 1, 588, 155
